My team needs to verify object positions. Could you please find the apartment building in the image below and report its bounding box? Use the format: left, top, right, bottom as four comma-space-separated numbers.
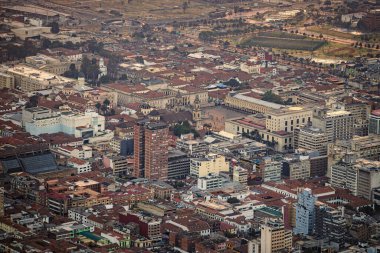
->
294, 126, 328, 156
133, 121, 169, 180
312, 108, 354, 143
190, 153, 229, 178
0, 72, 15, 89
260, 219, 292, 253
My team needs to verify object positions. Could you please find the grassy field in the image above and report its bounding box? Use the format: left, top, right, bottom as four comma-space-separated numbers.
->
240, 32, 325, 51
273, 41, 378, 60
50, 0, 232, 20
306, 26, 356, 40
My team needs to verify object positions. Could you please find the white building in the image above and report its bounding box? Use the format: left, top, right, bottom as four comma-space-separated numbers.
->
22, 107, 105, 138
67, 157, 91, 174
55, 145, 92, 159
197, 174, 223, 190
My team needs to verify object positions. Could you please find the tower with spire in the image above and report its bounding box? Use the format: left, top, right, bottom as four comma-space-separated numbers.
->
192, 95, 202, 129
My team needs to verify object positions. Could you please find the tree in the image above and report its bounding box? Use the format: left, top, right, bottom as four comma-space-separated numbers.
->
63, 64, 79, 79
182, 2, 189, 13
50, 21, 60, 34
135, 56, 144, 64
262, 91, 284, 104
95, 102, 101, 113
25, 95, 39, 108
227, 197, 240, 204
42, 39, 51, 49
103, 98, 110, 108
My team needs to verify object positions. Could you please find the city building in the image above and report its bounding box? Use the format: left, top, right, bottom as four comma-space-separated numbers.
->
133, 121, 169, 180
260, 219, 292, 253
224, 91, 283, 114
356, 159, 380, 200
6, 65, 75, 92
67, 157, 91, 174
283, 158, 311, 180
294, 188, 316, 235
328, 135, 380, 165
22, 107, 105, 139
0, 188, 4, 217
225, 116, 294, 152
102, 83, 208, 109
369, 109, 380, 135
266, 106, 313, 133
176, 139, 209, 156
168, 150, 190, 179
55, 145, 92, 159
110, 137, 134, 156
0, 72, 15, 89
233, 166, 248, 185
119, 212, 162, 241
25, 54, 79, 75
315, 205, 346, 246
340, 100, 370, 136
197, 174, 223, 190
103, 155, 130, 177
331, 154, 359, 195
261, 158, 282, 182
312, 107, 354, 143
294, 126, 328, 155
190, 153, 229, 178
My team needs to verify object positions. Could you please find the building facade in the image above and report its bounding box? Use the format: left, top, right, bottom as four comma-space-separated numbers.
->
294, 188, 316, 235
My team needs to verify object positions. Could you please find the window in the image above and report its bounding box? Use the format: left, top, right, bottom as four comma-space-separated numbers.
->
297, 119, 299, 124
302, 118, 305, 123
285, 121, 288, 126
291, 120, 293, 125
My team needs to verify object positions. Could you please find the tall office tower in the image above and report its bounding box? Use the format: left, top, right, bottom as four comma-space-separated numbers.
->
260, 219, 292, 253
294, 188, 316, 235
312, 107, 354, 143
133, 121, 147, 178
144, 122, 169, 180
133, 120, 169, 180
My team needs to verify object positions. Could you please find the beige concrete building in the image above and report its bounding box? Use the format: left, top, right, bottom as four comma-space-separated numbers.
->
25, 54, 80, 75
328, 134, 380, 166
225, 116, 293, 152
287, 159, 311, 180
233, 166, 248, 185
260, 219, 292, 253
224, 92, 284, 114
190, 153, 229, 178
266, 106, 313, 133
0, 72, 15, 89
356, 159, 380, 200
102, 83, 208, 109
11, 26, 51, 40
6, 65, 75, 92
312, 108, 354, 143
294, 126, 328, 155
341, 101, 370, 136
